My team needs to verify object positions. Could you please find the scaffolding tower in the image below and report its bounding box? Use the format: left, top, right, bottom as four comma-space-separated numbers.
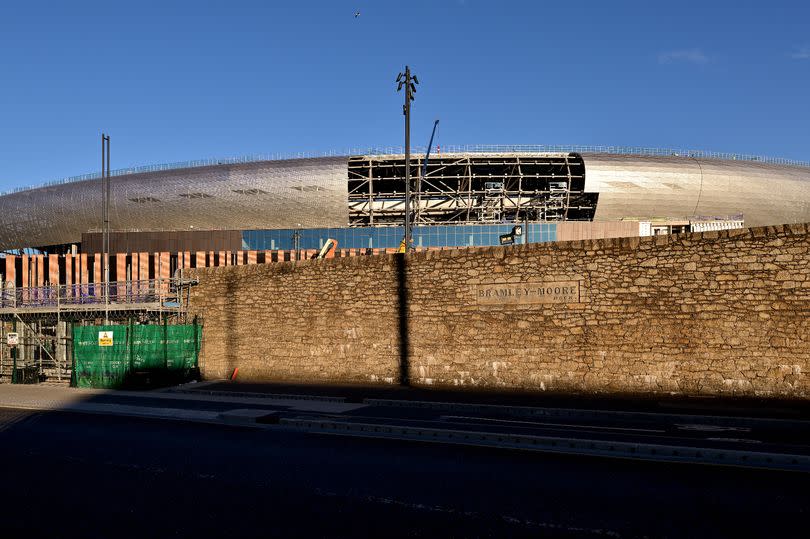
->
0, 278, 195, 384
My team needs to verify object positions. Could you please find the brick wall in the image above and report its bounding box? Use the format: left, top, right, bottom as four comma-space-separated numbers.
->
187, 223, 810, 398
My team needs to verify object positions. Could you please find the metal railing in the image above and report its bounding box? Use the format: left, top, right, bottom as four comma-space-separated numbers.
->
0, 279, 180, 311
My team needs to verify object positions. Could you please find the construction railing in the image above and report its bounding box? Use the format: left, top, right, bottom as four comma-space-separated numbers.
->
0, 278, 181, 311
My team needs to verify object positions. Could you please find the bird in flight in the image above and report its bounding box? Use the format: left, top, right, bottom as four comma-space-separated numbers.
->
355, 11, 360, 18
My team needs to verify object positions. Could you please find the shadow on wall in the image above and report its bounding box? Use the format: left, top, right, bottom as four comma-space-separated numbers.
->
224, 273, 238, 379
396, 254, 409, 387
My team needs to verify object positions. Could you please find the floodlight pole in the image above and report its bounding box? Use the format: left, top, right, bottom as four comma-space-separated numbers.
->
101, 134, 111, 324
397, 66, 418, 253
404, 68, 412, 252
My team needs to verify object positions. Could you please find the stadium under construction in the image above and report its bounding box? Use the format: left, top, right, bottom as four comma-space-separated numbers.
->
1, 145, 809, 383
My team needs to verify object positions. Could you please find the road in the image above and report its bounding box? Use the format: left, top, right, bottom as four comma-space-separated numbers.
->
0, 384, 809, 538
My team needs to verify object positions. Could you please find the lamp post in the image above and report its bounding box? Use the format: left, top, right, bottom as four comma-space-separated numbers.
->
292, 223, 302, 260
101, 134, 111, 324
397, 66, 418, 253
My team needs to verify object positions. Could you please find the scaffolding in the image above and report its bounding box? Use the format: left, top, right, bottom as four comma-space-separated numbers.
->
348, 152, 597, 226
0, 277, 196, 384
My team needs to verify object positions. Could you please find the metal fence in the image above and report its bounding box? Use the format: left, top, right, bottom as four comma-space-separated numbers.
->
2, 144, 807, 197
0, 279, 179, 310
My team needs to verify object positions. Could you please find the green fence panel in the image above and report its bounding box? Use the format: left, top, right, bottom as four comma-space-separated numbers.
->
72, 325, 131, 389
165, 325, 201, 371
73, 323, 201, 389
131, 325, 165, 371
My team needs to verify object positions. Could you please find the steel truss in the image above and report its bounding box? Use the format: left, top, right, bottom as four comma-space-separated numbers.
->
347, 152, 597, 226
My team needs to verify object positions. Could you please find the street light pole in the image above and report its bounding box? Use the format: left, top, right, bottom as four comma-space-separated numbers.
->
101, 134, 111, 324
397, 66, 418, 253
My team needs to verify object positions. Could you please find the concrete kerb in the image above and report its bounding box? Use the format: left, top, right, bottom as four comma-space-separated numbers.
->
363, 398, 810, 429
166, 388, 347, 403
278, 418, 810, 474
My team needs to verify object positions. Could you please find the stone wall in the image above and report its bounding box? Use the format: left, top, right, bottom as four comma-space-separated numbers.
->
187, 223, 810, 398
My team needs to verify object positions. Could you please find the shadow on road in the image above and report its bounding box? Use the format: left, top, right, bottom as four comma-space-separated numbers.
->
1, 387, 810, 539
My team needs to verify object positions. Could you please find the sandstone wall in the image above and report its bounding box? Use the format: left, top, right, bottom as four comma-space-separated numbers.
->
187, 223, 810, 398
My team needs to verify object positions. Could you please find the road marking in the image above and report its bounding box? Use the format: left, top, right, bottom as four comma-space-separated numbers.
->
313, 488, 622, 537
675, 424, 752, 433
706, 437, 762, 444
441, 415, 667, 433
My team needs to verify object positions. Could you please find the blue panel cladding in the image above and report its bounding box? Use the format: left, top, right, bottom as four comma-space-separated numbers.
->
241, 223, 559, 251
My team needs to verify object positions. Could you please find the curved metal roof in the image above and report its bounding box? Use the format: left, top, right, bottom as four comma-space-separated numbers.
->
0, 157, 348, 250
1, 149, 809, 250
584, 154, 810, 226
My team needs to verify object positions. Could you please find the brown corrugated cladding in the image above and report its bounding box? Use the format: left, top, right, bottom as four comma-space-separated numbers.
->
21, 255, 29, 288
49, 254, 59, 285
139, 252, 149, 282
79, 254, 88, 286
81, 230, 243, 255
556, 221, 641, 241
65, 254, 72, 288
117, 254, 126, 282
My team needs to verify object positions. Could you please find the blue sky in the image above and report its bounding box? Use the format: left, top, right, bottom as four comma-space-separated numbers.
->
0, 0, 808, 190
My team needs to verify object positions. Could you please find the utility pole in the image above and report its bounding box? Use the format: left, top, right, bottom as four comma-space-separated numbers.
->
101, 134, 111, 324
293, 223, 302, 260
10, 319, 17, 384
397, 66, 418, 253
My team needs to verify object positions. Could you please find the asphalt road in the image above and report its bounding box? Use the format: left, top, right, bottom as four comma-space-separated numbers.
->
1, 406, 808, 538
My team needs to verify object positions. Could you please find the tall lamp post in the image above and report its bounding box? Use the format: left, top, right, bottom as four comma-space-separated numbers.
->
101, 134, 111, 324
397, 66, 418, 253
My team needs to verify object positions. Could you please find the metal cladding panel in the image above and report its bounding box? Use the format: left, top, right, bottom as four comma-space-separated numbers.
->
0, 157, 349, 250
584, 154, 810, 226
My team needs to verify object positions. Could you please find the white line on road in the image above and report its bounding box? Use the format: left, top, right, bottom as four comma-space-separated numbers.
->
706, 437, 762, 444
441, 415, 667, 433
675, 424, 752, 433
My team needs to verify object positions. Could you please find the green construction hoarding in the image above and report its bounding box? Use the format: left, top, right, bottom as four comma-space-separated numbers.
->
72, 323, 201, 389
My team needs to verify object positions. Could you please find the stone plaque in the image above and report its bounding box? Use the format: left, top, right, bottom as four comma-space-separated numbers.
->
474, 281, 581, 305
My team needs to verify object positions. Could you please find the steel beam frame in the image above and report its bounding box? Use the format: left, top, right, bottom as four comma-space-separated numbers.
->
347, 153, 595, 226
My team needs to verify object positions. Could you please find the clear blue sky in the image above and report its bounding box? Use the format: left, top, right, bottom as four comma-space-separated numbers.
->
1, 0, 808, 190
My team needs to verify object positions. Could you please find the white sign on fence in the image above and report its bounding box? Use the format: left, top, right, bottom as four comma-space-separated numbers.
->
98, 331, 114, 347
6, 333, 18, 347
